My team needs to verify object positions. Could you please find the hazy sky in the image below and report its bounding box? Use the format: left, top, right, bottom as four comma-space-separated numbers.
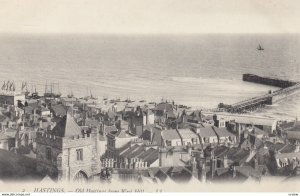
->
0, 0, 299, 34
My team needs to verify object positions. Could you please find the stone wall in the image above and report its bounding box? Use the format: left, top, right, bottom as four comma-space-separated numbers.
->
36, 132, 101, 181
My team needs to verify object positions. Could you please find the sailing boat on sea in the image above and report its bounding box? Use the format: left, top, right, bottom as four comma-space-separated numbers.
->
257, 44, 264, 51
67, 88, 74, 98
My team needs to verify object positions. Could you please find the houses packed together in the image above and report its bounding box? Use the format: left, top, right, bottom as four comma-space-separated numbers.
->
0, 86, 300, 184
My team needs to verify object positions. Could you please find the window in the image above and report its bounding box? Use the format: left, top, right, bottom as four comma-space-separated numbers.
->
76, 149, 83, 161
57, 157, 62, 167
166, 140, 172, 146
46, 147, 52, 160
192, 138, 197, 144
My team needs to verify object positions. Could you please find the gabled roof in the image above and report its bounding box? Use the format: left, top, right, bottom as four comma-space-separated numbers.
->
113, 129, 133, 138
287, 131, 300, 140
51, 104, 67, 116
0, 132, 12, 140
0, 115, 9, 123
212, 127, 235, 137
216, 114, 277, 126
104, 126, 118, 133
278, 144, 297, 153
199, 126, 217, 138
3, 129, 17, 138
162, 129, 181, 140
226, 148, 250, 164
177, 128, 198, 139
24, 106, 34, 114
120, 145, 140, 157
154, 103, 174, 112
85, 119, 101, 128
144, 150, 159, 165
138, 148, 157, 159
127, 146, 146, 159
154, 169, 169, 182
51, 114, 82, 137
279, 121, 296, 130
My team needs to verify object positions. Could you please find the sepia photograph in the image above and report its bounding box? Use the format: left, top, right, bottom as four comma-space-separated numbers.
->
0, 0, 300, 194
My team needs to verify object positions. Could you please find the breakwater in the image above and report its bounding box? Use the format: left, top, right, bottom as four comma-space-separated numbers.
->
242, 74, 297, 88
218, 74, 300, 113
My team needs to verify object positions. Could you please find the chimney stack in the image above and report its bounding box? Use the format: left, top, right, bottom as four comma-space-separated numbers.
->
233, 166, 236, 178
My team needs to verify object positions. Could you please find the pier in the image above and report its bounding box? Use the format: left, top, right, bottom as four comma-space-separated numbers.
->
219, 74, 300, 113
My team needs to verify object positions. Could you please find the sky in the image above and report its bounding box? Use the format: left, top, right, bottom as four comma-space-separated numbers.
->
0, 0, 300, 34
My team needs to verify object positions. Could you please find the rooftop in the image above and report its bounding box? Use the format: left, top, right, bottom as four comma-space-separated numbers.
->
212, 127, 235, 137
120, 145, 140, 157
216, 113, 277, 126
0, 132, 12, 140
177, 128, 198, 139
287, 131, 300, 140
138, 148, 157, 159
161, 129, 181, 140
50, 114, 82, 137
199, 126, 217, 137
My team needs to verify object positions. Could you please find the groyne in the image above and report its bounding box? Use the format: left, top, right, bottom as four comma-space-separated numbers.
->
242, 74, 297, 88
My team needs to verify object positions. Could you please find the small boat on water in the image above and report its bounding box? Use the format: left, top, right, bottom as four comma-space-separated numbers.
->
67, 90, 74, 98
257, 44, 264, 51
44, 82, 61, 98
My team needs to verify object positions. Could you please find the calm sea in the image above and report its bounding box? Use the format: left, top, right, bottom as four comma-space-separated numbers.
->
0, 34, 299, 119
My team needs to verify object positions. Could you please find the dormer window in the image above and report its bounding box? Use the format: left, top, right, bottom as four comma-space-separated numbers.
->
192, 138, 197, 144
166, 140, 172, 146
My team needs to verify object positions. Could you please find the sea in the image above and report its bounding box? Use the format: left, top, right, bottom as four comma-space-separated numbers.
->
0, 34, 299, 120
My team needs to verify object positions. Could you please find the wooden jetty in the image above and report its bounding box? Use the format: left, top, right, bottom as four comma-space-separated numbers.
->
219, 74, 300, 113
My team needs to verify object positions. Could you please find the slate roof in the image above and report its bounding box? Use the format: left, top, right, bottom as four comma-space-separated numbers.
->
85, 119, 101, 128
216, 114, 277, 126
166, 166, 193, 183
162, 129, 181, 140
127, 146, 146, 159
279, 121, 296, 130
104, 126, 118, 133
0, 132, 12, 140
154, 103, 174, 112
144, 150, 159, 165
199, 126, 217, 137
210, 146, 230, 157
24, 106, 34, 114
275, 151, 300, 160
154, 169, 169, 182
3, 129, 17, 138
287, 131, 300, 140
51, 104, 67, 116
278, 144, 297, 153
120, 145, 140, 157
113, 129, 134, 138
225, 147, 250, 164
51, 114, 82, 137
138, 148, 157, 159
212, 127, 235, 137
177, 128, 198, 139
0, 115, 9, 123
